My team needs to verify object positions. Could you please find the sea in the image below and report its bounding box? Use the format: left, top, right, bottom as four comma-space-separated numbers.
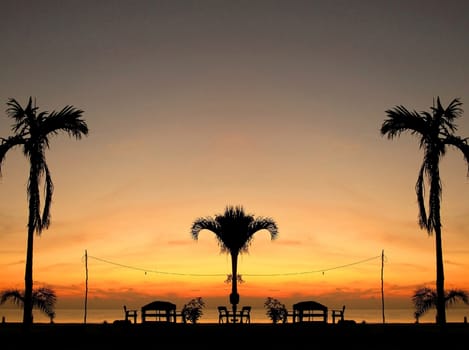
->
1, 307, 468, 324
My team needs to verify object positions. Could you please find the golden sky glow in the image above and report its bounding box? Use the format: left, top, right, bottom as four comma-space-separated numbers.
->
1, 0, 469, 315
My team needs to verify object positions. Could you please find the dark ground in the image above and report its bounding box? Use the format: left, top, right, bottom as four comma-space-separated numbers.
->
1, 322, 468, 349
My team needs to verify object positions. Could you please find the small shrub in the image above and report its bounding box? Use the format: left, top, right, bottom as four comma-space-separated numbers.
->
181, 297, 205, 324
264, 297, 288, 324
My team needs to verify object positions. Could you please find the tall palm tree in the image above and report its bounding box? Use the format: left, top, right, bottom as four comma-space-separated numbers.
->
0, 287, 57, 322
0, 97, 89, 326
412, 286, 468, 323
380, 97, 469, 325
191, 205, 278, 322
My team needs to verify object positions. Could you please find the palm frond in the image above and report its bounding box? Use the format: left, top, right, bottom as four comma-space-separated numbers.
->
40, 165, 53, 230
445, 289, 469, 306
191, 205, 278, 255
191, 217, 220, 239
0, 287, 56, 319
412, 287, 437, 318
415, 164, 428, 231
0, 136, 25, 175
249, 217, 278, 239
42, 105, 88, 139
27, 170, 43, 233
7, 97, 37, 134
0, 289, 24, 306
412, 286, 469, 319
444, 135, 469, 177
32, 287, 57, 318
434, 97, 463, 128
381, 106, 426, 139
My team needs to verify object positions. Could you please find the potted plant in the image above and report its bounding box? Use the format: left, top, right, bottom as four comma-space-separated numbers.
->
181, 297, 205, 324
264, 297, 288, 324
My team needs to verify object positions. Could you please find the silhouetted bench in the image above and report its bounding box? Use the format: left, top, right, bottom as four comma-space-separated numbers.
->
141, 300, 177, 323
292, 301, 328, 323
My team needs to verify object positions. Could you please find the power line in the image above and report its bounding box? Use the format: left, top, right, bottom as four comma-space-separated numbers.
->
85, 253, 383, 278
87, 255, 226, 276
245, 255, 382, 276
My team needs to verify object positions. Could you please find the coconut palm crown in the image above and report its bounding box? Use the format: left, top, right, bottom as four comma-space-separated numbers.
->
0, 97, 88, 326
0, 287, 57, 322
412, 286, 469, 322
190, 205, 278, 322
380, 97, 469, 325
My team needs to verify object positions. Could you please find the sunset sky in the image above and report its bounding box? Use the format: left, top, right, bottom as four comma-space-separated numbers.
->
1, 0, 468, 316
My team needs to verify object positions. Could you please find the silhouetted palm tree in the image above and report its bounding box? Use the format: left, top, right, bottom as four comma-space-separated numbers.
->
0, 97, 88, 326
412, 286, 468, 323
0, 287, 57, 322
191, 205, 278, 322
380, 97, 469, 325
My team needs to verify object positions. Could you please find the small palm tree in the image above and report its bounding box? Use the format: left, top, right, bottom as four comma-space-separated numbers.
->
380, 97, 469, 325
191, 205, 278, 323
0, 287, 57, 322
412, 286, 469, 323
0, 97, 89, 326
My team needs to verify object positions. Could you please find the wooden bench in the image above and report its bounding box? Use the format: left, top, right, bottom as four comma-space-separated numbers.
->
291, 301, 328, 323
141, 300, 177, 323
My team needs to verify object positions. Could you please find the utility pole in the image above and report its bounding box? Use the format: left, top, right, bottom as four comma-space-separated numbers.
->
84, 249, 88, 324
381, 249, 385, 324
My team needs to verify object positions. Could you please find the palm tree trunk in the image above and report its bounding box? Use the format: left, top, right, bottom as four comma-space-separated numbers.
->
230, 253, 239, 323
431, 167, 446, 325
23, 221, 34, 326
23, 166, 39, 327
435, 224, 446, 325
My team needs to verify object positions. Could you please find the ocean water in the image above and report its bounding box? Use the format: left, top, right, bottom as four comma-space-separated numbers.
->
1, 307, 468, 324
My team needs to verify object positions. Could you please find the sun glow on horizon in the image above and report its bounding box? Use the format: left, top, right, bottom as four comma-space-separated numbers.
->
1, 1, 469, 319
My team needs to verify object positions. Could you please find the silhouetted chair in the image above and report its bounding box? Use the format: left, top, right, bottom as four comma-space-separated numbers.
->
331, 305, 346, 324
239, 306, 251, 324
177, 307, 187, 324
218, 306, 230, 324
123, 305, 137, 323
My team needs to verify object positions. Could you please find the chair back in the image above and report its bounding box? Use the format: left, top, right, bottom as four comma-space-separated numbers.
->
218, 306, 229, 313
240, 306, 251, 323
123, 305, 138, 323
218, 306, 230, 323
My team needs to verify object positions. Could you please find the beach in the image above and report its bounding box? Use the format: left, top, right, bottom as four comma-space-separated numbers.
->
1, 322, 468, 349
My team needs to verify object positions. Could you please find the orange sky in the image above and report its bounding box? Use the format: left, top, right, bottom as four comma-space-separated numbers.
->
1, 1, 469, 314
